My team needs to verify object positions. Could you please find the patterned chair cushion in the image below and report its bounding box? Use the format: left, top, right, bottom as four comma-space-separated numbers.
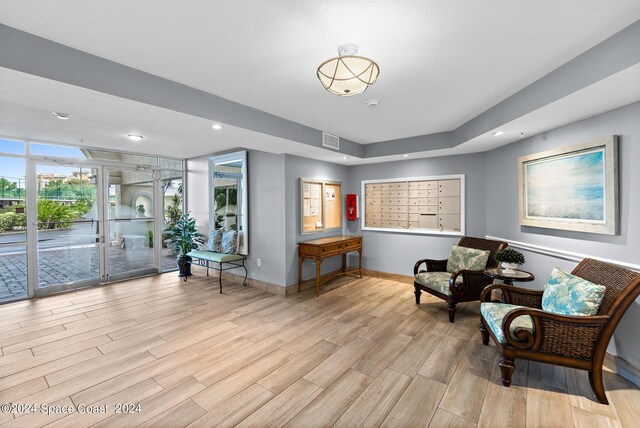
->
446, 245, 491, 273
542, 267, 606, 316
205, 229, 224, 252
480, 302, 534, 344
221, 230, 238, 254
415, 271, 463, 296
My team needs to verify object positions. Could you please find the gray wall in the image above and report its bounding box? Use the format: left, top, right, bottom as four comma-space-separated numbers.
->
485, 101, 640, 367
283, 154, 349, 286
187, 150, 288, 286
185, 102, 639, 368
344, 153, 488, 276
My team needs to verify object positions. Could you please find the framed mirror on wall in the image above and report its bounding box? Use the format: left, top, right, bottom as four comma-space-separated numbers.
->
300, 178, 342, 234
209, 151, 248, 254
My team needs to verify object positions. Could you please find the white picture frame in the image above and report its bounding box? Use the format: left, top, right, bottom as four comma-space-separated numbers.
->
518, 136, 619, 235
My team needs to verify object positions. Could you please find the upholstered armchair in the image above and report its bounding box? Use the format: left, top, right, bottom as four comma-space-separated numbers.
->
413, 236, 507, 322
480, 258, 640, 404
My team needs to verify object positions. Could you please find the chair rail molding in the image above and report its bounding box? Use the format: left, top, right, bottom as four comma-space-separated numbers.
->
485, 235, 640, 272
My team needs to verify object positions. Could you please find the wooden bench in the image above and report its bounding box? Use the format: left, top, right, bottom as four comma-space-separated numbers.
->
186, 250, 247, 293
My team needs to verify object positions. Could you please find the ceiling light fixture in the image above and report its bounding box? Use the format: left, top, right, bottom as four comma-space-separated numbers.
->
493, 131, 504, 136
127, 134, 144, 142
211, 123, 223, 130
317, 44, 380, 96
401, 154, 409, 158
53, 112, 71, 120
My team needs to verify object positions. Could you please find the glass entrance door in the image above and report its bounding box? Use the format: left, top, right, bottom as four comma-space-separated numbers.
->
2, 140, 183, 302
0, 154, 28, 302
35, 163, 102, 294
105, 167, 157, 281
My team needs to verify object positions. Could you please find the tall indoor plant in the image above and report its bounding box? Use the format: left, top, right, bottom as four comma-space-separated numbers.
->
165, 213, 204, 279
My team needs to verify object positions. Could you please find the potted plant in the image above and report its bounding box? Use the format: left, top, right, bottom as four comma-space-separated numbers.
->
165, 213, 204, 280
495, 248, 526, 274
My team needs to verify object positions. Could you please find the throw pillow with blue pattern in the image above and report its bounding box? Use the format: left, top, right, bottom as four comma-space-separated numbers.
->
542, 267, 606, 316
206, 229, 224, 252
221, 230, 238, 254
446, 245, 490, 273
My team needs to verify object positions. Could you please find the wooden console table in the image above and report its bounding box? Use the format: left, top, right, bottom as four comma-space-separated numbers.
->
298, 235, 363, 297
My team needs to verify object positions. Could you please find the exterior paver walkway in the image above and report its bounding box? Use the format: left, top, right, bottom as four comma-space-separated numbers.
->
0, 246, 176, 301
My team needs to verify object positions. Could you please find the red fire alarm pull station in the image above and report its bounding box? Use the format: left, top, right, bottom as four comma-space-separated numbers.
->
346, 194, 358, 220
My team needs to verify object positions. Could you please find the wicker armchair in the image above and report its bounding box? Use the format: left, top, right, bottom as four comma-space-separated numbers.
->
413, 236, 507, 322
480, 258, 640, 404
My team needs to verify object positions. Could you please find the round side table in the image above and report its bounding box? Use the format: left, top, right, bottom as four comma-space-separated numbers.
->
484, 268, 535, 303
484, 267, 535, 285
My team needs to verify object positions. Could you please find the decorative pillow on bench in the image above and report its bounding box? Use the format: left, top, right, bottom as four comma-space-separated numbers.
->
221, 230, 238, 254
446, 245, 490, 273
541, 267, 606, 316
205, 229, 224, 253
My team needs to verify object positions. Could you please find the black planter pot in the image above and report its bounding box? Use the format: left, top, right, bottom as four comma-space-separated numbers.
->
177, 255, 193, 279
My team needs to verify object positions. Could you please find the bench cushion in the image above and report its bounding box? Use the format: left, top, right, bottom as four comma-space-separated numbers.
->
187, 250, 245, 263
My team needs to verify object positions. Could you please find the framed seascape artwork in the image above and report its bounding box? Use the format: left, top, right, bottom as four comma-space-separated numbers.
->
518, 136, 618, 235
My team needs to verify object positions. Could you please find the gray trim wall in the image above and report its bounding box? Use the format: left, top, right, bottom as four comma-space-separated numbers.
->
283, 155, 349, 286
485, 102, 640, 367
0, 24, 363, 159
187, 150, 288, 286
344, 153, 488, 275
186, 102, 639, 367
2, 20, 639, 160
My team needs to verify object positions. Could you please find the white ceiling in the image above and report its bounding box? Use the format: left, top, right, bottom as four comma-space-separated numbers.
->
1, 0, 639, 144
339, 63, 640, 164
2, 62, 638, 166
0, 67, 350, 163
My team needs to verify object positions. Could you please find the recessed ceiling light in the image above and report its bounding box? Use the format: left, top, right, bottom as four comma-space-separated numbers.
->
493, 131, 504, 136
53, 112, 71, 120
342, 156, 349, 159
211, 123, 223, 130
127, 134, 144, 142
401, 154, 409, 158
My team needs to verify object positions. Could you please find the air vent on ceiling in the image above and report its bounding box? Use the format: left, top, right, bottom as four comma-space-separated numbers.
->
322, 132, 340, 150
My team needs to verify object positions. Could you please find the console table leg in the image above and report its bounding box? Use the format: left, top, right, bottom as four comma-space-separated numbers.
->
315, 259, 321, 297
358, 250, 363, 278
341, 254, 346, 273
298, 256, 303, 292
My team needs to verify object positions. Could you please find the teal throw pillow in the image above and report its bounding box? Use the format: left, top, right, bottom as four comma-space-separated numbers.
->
221, 230, 238, 254
446, 245, 490, 273
541, 267, 606, 316
206, 229, 223, 252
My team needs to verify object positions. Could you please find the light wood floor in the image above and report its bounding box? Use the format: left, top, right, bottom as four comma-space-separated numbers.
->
0, 269, 638, 428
